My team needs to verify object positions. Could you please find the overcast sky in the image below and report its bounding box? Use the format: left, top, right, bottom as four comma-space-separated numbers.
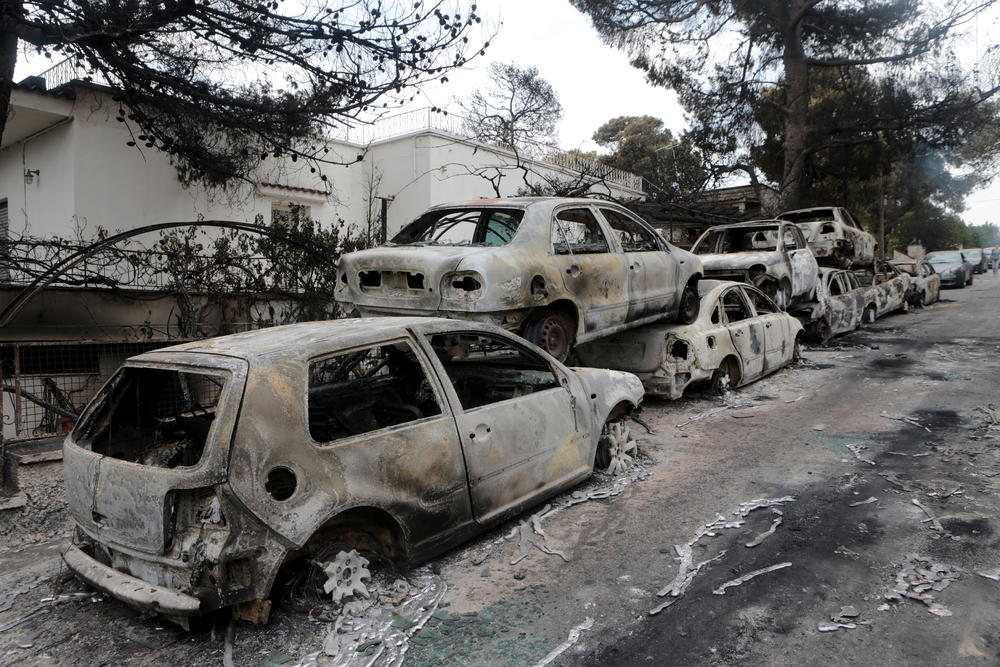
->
14, 0, 999, 225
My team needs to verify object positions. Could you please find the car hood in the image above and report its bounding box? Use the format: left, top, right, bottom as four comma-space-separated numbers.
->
928, 261, 962, 273
699, 251, 780, 271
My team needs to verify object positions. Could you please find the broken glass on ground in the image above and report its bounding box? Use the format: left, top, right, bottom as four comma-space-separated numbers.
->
883, 554, 959, 617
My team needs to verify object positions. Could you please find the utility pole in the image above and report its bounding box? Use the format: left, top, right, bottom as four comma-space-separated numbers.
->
877, 131, 886, 264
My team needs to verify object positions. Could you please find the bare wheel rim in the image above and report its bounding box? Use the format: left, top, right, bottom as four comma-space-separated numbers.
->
601, 420, 638, 475
680, 285, 699, 322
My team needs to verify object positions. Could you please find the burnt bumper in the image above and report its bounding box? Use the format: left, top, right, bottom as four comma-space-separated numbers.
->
63, 544, 202, 617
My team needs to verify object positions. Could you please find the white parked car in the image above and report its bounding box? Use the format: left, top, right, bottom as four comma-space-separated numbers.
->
576, 281, 804, 399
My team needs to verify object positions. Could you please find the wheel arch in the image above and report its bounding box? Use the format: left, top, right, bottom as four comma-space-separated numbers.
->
295, 505, 410, 564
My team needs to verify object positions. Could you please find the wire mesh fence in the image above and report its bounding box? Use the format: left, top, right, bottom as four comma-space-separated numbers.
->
0, 338, 196, 441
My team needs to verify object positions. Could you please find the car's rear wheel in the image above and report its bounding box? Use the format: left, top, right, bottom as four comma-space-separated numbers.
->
524, 309, 574, 362
595, 417, 638, 474
862, 305, 877, 325
678, 281, 700, 324
710, 357, 741, 396
812, 318, 832, 344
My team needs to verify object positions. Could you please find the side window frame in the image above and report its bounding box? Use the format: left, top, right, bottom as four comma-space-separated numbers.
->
744, 286, 777, 314
551, 206, 615, 255
721, 287, 755, 324
306, 336, 449, 447
597, 207, 663, 252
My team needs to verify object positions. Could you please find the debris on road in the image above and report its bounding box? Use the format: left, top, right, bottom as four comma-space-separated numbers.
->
511, 504, 570, 565
848, 497, 878, 507
322, 551, 372, 604
879, 471, 916, 492
845, 443, 876, 466
531, 617, 594, 667
745, 516, 782, 548
975, 568, 1000, 581
818, 622, 856, 632
712, 562, 792, 595
812, 424, 826, 431
880, 411, 932, 432
737, 496, 796, 517
910, 498, 944, 532
884, 554, 959, 617
785, 395, 807, 404
973, 404, 1000, 429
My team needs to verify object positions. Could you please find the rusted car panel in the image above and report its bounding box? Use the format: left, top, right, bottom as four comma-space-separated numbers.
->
855, 262, 911, 320
335, 198, 703, 359
63, 318, 643, 619
776, 207, 876, 268
890, 260, 941, 306
576, 281, 803, 399
799, 268, 867, 343
691, 221, 819, 310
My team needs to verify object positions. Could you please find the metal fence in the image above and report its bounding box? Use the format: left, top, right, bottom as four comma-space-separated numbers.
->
0, 339, 191, 441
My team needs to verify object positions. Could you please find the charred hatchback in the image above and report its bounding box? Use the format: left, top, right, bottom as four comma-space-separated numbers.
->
62, 318, 643, 623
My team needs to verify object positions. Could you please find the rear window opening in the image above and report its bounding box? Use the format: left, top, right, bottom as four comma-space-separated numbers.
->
75, 366, 226, 469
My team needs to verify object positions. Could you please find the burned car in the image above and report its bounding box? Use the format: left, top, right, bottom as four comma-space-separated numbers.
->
854, 261, 911, 321
776, 206, 876, 268
963, 247, 988, 274
890, 259, 941, 307
691, 221, 819, 310
62, 318, 644, 622
576, 281, 803, 399
335, 198, 703, 361
800, 268, 867, 343
924, 250, 973, 288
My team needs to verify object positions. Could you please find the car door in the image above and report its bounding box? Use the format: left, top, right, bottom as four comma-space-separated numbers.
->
597, 206, 676, 320
783, 224, 817, 299
721, 287, 765, 381
743, 285, 791, 369
551, 206, 629, 334
423, 330, 588, 525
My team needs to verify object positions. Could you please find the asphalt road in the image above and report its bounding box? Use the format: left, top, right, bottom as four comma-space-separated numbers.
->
1, 273, 998, 666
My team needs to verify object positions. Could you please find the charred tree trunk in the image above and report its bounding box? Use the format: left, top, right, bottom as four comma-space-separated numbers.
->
0, 0, 21, 145
780, 2, 810, 211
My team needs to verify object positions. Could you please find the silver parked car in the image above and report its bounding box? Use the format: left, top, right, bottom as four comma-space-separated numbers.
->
62, 318, 644, 622
335, 197, 703, 360
576, 281, 803, 399
776, 206, 877, 268
691, 220, 819, 310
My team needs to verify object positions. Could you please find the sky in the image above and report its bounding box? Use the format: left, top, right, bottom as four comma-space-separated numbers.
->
13, 0, 1000, 225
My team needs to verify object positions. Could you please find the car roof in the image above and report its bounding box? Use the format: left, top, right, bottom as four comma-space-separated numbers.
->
702, 219, 786, 231
428, 196, 612, 211
777, 206, 837, 215
135, 317, 501, 363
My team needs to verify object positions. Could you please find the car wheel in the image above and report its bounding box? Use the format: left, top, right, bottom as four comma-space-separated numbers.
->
709, 357, 741, 396
812, 318, 832, 345
678, 281, 700, 324
862, 305, 877, 325
524, 309, 574, 362
595, 418, 638, 475
968, 274, 974, 285
791, 335, 804, 363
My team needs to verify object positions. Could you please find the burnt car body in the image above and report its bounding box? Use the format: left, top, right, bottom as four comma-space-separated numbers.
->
776, 207, 877, 268
691, 221, 819, 310
963, 248, 988, 274
576, 281, 803, 399
854, 262, 911, 321
800, 268, 867, 343
924, 251, 973, 288
62, 318, 644, 621
890, 260, 941, 306
335, 197, 703, 360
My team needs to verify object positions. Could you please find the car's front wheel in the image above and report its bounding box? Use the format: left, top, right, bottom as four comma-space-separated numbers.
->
595, 417, 638, 474
678, 281, 700, 324
523, 309, 575, 362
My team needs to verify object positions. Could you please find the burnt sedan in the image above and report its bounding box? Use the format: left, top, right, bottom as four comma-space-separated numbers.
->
800, 268, 867, 343
62, 318, 644, 622
335, 198, 703, 361
890, 259, 941, 307
576, 281, 803, 399
691, 221, 819, 310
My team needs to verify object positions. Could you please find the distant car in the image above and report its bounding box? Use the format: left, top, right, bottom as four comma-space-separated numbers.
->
890, 259, 941, 306
963, 248, 988, 274
62, 318, 644, 622
801, 268, 867, 343
335, 197, 703, 361
854, 262, 911, 320
985, 247, 996, 269
576, 281, 803, 399
691, 220, 819, 310
924, 250, 973, 288
776, 206, 877, 268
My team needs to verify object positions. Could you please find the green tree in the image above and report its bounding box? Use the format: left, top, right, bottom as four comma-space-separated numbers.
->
592, 115, 706, 201
571, 0, 1000, 210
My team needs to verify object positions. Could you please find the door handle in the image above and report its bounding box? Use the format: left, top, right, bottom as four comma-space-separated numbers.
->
469, 424, 492, 441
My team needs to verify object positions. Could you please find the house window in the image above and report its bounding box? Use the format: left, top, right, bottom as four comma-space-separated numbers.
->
0, 199, 8, 282
271, 201, 312, 225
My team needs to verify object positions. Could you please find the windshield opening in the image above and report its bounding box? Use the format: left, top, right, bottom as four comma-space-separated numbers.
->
693, 226, 781, 254
390, 208, 525, 247
925, 252, 963, 263
777, 210, 834, 224
75, 366, 226, 469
